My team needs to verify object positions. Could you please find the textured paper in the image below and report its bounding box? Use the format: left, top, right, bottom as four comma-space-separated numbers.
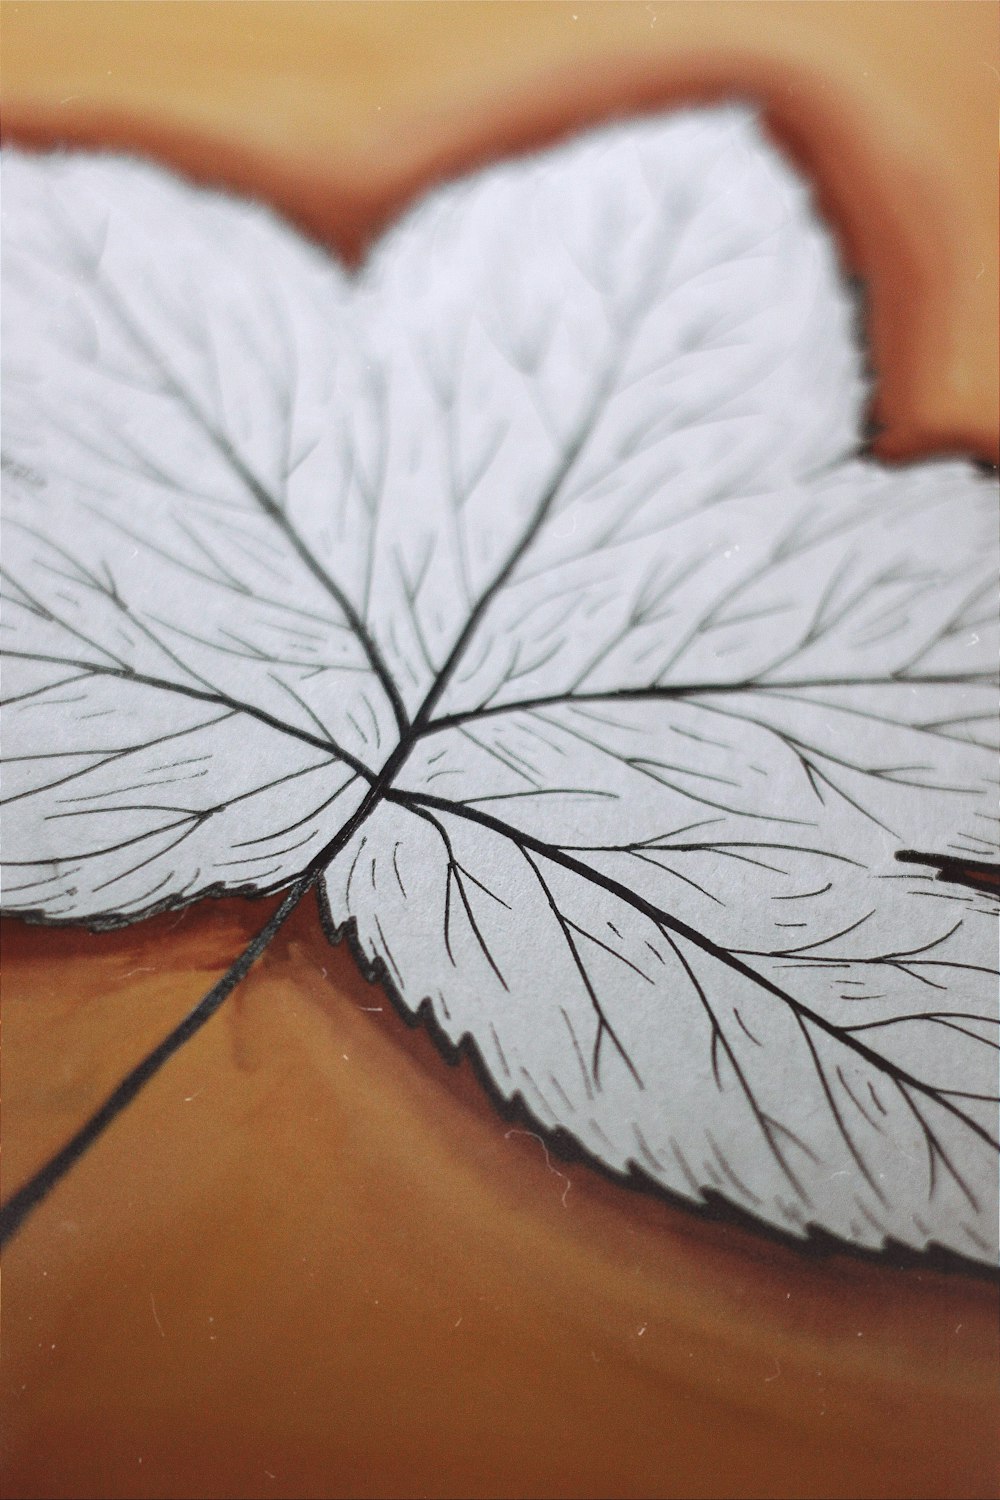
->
2, 108, 997, 1261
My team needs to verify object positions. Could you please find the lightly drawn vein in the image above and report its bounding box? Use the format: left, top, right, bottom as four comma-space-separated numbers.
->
1, 106, 997, 1265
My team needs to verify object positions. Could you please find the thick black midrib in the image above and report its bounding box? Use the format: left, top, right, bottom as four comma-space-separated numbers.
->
1, 648, 378, 787
63, 254, 410, 740
418, 673, 997, 733
401, 241, 666, 741
379, 784, 1000, 1156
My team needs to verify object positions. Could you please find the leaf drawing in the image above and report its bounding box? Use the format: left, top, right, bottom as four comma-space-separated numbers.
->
2, 107, 997, 1263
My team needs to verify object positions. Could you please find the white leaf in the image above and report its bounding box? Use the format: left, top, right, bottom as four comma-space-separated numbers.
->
2, 109, 997, 1263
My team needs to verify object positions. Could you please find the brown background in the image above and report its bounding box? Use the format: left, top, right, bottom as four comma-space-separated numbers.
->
2, 5, 998, 1498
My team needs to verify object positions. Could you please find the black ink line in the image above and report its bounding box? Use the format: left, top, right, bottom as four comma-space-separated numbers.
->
404, 251, 666, 737
1, 649, 377, 784
42, 236, 410, 739
418, 674, 996, 736
406, 443, 589, 733
520, 844, 642, 1090
659, 927, 806, 1199
383, 785, 999, 1157
0, 874, 313, 1249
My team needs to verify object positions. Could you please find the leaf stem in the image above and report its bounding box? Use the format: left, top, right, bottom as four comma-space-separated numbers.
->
0, 873, 315, 1250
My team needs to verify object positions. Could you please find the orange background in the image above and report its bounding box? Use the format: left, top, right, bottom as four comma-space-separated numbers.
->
2, 5, 998, 1499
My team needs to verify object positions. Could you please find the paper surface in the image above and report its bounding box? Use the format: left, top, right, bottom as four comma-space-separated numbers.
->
2, 108, 998, 1261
